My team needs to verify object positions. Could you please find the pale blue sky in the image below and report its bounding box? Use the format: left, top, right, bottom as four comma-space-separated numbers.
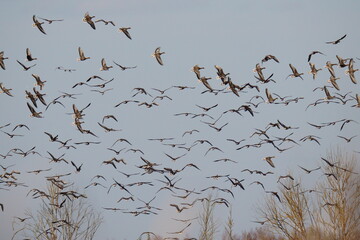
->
1, 1, 359, 239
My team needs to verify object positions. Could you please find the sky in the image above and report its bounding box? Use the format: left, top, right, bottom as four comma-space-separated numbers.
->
1, 1, 360, 239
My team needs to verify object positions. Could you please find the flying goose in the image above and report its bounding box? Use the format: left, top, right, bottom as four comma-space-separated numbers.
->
263, 156, 275, 168
100, 58, 112, 71
199, 76, 213, 91
261, 54, 279, 64
152, 47, 165, 65
0, 51, 8, 70
307, 51, 325, 62
31, 74, 46, 90
0, 83, 13, 97
26, 48, 37, 61
287, 64, 304, 80
265, 88, 277, 103
326, 34, 347, 44
32, 15, 46, 34
16, 60, 36, 71
336, 55, 349, 68
39, 17, 64, 24
27, 102, 42, 118
77, 47, 90, 61
345, 58, 358, 84
95, 19, 115, 26
308, 62, 322, 80
324, 61, 337, 77
119, 27, 132, 39
83, 12, 96, 30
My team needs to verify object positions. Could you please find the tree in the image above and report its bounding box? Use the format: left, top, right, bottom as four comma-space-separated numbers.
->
15, 180, 102, 240
257, 149, 360, 240
316, 149, 360, 240
199, 194, 218, 240
259, 178, 310, 240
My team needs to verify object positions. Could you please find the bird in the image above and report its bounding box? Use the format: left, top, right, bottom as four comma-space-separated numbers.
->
112, 61, 137, 71
100, 58, 113, 71
38, 17, 63, 24
307, 51, 325, 62
167, 223, 191, 235
265, 88, 277, 103
170, 204, 189, 213
250, 181, 265, 190
0, 83, 13, 97
31, 74, 46, 90
300, 135, 321, 145
83, 12, 96, 30
326, 34, 347, 44
287, 64, 304, 80
0, 51, 9, 70
337, 135, 357, 143
95, 19, 115, 26
119, 27, 132, 39
345, 58, 358, 84
263, 156, 276, 168
77, 47, 90, 61
324, 61, 337, 77
340, 119, 358, 131
328, 76, 340, 91
266, 191, 281, 202
26, 48, 37, 61
17, 60, 36, 71
152, 47, 165, 65
71, 161, 83, 172
27, 102, 42, 118
191, 65, 204, 79
32, 15, 46, 34
308, 62, 322, 80
336, 55, 349, 68
298, 165, 321, 174
261, 54, 279, 64
164, 153, 187, 162
197, 76, 213, 91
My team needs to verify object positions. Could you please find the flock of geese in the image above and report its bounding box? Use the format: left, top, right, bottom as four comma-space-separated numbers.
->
1, 12, 360, 240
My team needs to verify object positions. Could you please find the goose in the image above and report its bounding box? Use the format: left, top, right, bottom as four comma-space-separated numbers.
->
324, 61, 337, 77
26, 48, 37, 61
214, 65, 229, 84
31, 74, 46, 90
0, 51, 8, 70
95, 19, 115, 26
199, 76, 212, 91
191, 64, 204, 79
113, 61, 137, 71
336, 55, 349, 68
261, 54, 279, 64
287, 64, 304, 80
326, 34, 346, 44
77, 47, 90, 61
152, 47, 165, 65
345, 58, 358, 84
39, 17, 64, 24
265, 88, 277, 103
308, 62, 322, 80
16, 60, 36, 71
82, 12, 96, 30
263, 156, 275, 168
32, 15, 46, 34
307, 51, 325, 62
119, 27, 132, 39
328, 76, 340, 90
100, 58, 112, 71
27, 102, 42, 118
0, 83, 13, 97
